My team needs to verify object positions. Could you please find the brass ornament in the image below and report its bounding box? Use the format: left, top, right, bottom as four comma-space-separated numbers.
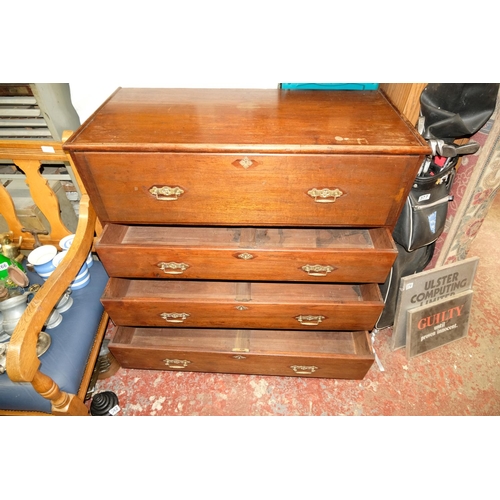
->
301, 264, 336, 276
163, 358, 191, 369
157, 261, 190, 275
237, 252, 254, 260
160, 312, 190, 323
232, 156, 259, 169
149, 185, 184, 201
307, 188, 344, 203
290, 365, 319, 375
239, 157, 253, 168
295, 315, 326, 326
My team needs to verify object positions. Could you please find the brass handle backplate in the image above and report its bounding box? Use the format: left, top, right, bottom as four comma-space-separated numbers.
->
295, 315, 325, 326
163, 358, 191, 369
307, 188, 344, 203
290, 365, 318, 375
301, 264, 336, 277
160, 312, 190, 323
158, 261, 190, 275
149, 185, 184, 201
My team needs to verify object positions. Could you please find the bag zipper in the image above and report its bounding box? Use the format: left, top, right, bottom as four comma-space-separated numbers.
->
412, 195, 453, 211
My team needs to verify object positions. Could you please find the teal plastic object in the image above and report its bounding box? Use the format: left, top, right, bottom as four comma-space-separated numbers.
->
280, 83, 379, 90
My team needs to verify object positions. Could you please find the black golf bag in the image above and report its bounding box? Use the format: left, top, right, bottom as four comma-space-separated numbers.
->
376, 83, 499, 330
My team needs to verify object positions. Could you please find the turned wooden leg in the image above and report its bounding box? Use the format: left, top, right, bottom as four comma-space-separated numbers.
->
32, 371, 89, 416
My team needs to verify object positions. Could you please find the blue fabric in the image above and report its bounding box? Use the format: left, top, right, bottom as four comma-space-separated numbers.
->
0, 261, 109, 413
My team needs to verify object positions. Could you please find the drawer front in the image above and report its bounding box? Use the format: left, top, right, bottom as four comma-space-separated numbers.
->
78, 152, 422, 227
101, 279, 384, 331
97, 225, 397, 283
109, 327, 375, 380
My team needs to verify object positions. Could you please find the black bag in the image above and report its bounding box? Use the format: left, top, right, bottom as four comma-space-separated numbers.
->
393, 83, 499, 252
419, 83, 499, 142
375, 242, 435, 330
392, 157, 456, 252
377, 83, 499, 330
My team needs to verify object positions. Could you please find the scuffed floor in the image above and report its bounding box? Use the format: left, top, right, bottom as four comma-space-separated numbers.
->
89, 195, 500, 416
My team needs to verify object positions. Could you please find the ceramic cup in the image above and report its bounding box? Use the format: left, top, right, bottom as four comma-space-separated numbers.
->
52, 251, 90, 290
44, 308, 63, 329
69, 269, 91, 290
59, 235, 93, 268
86, 254, 94, 268
55, 288, 73, 313
59, 234, 74, 250
27, 245, 58, 280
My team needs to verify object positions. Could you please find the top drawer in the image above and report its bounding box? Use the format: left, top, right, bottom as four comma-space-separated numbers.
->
75, 152, 422, 227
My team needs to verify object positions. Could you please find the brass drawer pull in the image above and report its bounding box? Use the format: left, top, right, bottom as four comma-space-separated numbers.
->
158, 261, 190, 275
301, 264, 336, 277
149, 185, 184, 201
307, 187, 344, 203
290, 365, 318, 375
295, 315, 325, 326
160, 312, 190, 323
163, 358, 191, 369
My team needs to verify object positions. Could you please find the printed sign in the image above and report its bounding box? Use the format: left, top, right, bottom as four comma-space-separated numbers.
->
406, 289, 474, 358
391, 256, 478, 351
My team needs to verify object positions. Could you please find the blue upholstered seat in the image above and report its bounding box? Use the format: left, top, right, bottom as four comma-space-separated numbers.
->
0, 260, 109, 413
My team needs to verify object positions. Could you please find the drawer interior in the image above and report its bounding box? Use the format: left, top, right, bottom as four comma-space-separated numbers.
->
97, 225, 397, 284
102, 279, 382, 304
111, 327, 373, 356
98, 225, 394, 251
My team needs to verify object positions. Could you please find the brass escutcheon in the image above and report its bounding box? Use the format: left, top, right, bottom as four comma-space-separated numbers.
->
237, 252, 254, 260
307, 188, 344, 203
239, 157, 253, 168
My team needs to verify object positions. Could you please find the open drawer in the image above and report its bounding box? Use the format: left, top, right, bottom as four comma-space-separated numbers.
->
101, 279, 384, 331
96, 225, 397, 283
109, 327, 375, 380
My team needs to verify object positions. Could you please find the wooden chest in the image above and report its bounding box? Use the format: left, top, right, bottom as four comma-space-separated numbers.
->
64, 88, 429, 380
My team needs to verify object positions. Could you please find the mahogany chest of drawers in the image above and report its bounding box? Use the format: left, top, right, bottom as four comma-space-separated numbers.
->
64, 88, 429, 380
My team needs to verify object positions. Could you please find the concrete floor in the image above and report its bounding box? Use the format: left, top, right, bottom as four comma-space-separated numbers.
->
90, 194, 500, 416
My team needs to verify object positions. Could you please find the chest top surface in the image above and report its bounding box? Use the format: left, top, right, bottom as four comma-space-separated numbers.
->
64, 88, 429, 155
